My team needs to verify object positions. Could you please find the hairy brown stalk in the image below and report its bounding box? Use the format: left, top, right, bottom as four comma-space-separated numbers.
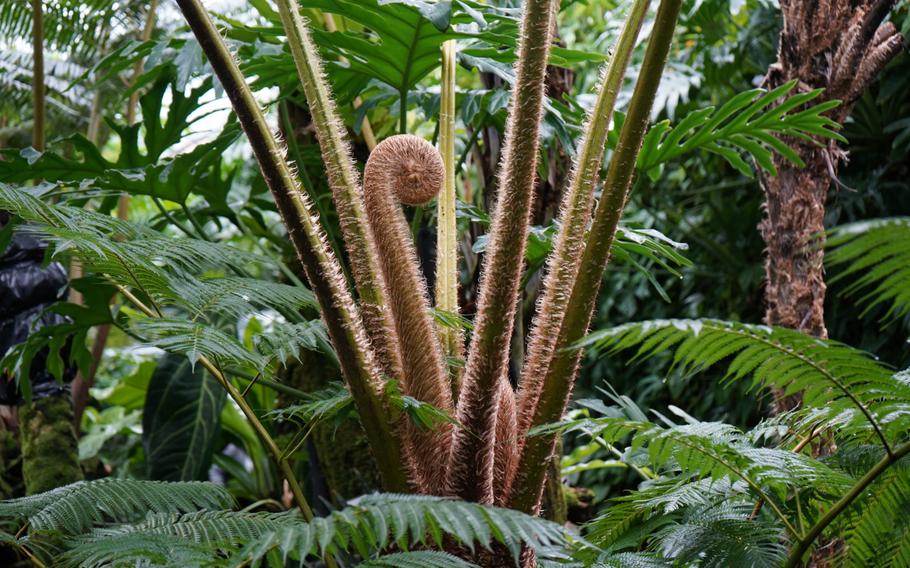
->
513, 0, 652, 491
275, 0, 406, 393
492, 379, 518, 506
176, 0, 411, 492
363, 134, 454, 491
447, 0, 558, 505
509, 0, 684, 514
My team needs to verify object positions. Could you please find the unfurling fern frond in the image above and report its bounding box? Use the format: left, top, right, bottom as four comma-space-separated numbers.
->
578, 319, 910, 444
827, 218, 910, 326
635, 79, 845, 178
0, 479, 232, 534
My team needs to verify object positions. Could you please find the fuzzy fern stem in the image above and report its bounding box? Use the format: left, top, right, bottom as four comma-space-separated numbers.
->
514, 0, 652, 474
275, 0, 408, 390
436, 40, 464, 393
363, 134, 454, 490
447, 0, 559, 505
784, 441, 910, 567
509, 0, 684, 514
174, 0, 410, 493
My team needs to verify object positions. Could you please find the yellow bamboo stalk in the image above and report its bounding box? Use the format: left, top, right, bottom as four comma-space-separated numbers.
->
435, 40, 463, 394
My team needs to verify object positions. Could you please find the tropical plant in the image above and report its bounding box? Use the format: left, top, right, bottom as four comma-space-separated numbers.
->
0, 0, 896, 566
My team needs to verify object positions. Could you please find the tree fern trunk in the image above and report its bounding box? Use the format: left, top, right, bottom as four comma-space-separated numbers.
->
760, 2, 902, 563
760, 0, 902, 411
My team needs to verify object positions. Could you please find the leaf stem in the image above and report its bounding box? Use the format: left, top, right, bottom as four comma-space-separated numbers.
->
274, 0, 411, 403
436, 39, 463, 394
783, 441, 910, 567
448, 0, 559, 504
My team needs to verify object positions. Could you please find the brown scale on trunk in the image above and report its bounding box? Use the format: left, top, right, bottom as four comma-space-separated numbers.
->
760, 0, 901, 413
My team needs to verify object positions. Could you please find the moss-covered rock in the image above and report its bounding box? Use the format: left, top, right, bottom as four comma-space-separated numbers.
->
19, 394, 83, 495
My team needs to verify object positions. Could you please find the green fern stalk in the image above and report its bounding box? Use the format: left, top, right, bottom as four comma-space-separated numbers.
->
174, 0, 410, 493
436, 39, 464, 395
447, 0, 559, 505
514, 0, 652, 476
784, 441, 910, 567
275, 0, 407, 389
363, 134, 454, 491
509, 0, 684, 514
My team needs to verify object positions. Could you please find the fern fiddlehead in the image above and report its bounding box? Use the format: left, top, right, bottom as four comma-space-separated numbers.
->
275, 0, 409, 399
175, 0, 411, 492
363, 134, 454, 491
448, 0, 559, 505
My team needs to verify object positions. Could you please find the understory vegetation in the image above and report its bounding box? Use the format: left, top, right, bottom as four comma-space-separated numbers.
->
0, 0, 908, 566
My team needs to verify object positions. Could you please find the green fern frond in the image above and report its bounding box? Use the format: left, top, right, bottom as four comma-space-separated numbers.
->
579, 319, 910, 444
588, 552, 672, 567
843, 464, 910, 567
653, 504, 787, 568
827, 218, 910, 325
230, 493, 573, 565
254, 320, 333, 364
265, 382, 355, 426
636, 80, 845, 178
359, 551, 478, 567
0, 479, 232, 534
131, 318, 268, 372
61, 533, 221, 568
628, 477, 746, 514
43, 490, 572, 566
578, 418, 851, 498
169, 276, 317, 321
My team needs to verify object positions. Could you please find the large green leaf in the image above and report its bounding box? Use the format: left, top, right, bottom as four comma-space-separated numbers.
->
143, 354, 226, 481
0, 70, 240, 215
